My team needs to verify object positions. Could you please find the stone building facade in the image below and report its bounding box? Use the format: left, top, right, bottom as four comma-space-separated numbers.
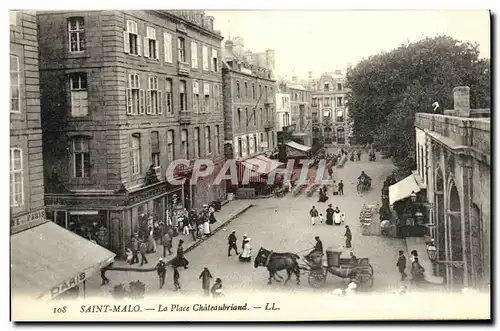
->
288, 78, 312, 147
10, 11, 47, 234
37, 10, 226, 255
415, 86, 491, 290
310, 71, 350, 146
221, 38, 277, 161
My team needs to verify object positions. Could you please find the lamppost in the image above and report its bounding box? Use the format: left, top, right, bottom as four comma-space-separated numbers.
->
410, 191, 417, 202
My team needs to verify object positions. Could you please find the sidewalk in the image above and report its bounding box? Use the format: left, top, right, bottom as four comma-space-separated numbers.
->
112, 200, 253, 270
405, 236, 445, 285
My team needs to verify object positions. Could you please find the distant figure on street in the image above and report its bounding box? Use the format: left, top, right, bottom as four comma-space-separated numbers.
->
242, 234, 247, 251
239, 238, 252, 263
319, 213, 324, 224
139, 240, 148, 266
211, 278, 223, 298
338, 180, 344, 195
173, 266, 181, 291
174, 239, 189, 269
411, 257, 425, 286
344, 225, 352, 248
228, 230, 239, 256
309, 206, 319, 226
161, 229, 173, 257
131, 233, 140, 264
155, 258, 167, 289
396, 250, 407, 281
326, 204, 334, 226
334, 206, 341, 225
357, 150, 361, 161
189, 221, 196, 241
199, 267, 213, 296
203, 218, 211, 237
332, 180, 338, 195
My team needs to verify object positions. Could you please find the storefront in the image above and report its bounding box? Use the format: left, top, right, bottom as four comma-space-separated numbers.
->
11, 220, 115, 301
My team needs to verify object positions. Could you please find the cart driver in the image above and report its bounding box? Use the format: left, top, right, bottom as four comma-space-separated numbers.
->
358, 171, 371, 183
349, 251, 358, 266
306, 236, 324, 261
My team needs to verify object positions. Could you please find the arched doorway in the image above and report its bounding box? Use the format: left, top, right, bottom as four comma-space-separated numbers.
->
434, 167, 446, 279
448, 182, 464, 290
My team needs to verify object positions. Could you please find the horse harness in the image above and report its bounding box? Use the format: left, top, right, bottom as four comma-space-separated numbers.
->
265, 250, 274, 267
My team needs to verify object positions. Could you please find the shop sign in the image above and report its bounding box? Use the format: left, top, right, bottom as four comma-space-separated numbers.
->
127, 184, 169, 205
49, 272, 87, 299
11, 209, 46, 229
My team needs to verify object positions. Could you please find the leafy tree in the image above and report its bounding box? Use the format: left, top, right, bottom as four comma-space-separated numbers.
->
346, 36, 490, 163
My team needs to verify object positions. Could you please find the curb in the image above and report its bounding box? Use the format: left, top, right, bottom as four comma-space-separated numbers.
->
177, 204, 254, 260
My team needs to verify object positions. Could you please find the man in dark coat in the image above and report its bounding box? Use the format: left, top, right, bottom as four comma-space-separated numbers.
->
306, 236, 323, 260
326, 204, 334, 225
139, 240, 148, 266
131, 234, 140, 264
175, 240, 189, 269
227, 230, 238, 256
199, 267, 213, 296
338, 180, 344, 195
344, 225, 352, 248
241, 234, 247, 251
396, 250, 407, 281
155, 258, 167, 289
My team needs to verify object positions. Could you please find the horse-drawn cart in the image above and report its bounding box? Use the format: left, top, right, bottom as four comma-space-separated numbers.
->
300, 249, 374, 290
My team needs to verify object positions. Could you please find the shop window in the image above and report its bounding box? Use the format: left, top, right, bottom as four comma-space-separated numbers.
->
68, 210, 109, 247
131, 133, 141, 175
10, 147, 23, 207
72, 136, 90, 178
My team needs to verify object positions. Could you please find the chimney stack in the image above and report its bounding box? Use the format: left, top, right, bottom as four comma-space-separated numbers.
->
453, 86, 471, 117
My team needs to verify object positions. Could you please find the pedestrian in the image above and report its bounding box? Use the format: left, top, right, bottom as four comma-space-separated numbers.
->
239, 238, 252, 262
228, 230, 239, 256
148, 225, 156, 253
173, 266, 181, 291
241, 234, 247, 251
155, 258, 167, 289
309, 206, 319, 226
125, 248, 134, 264
139, 239, 148, 266
199, 267, 213, 296
131, 233, 140, 264
161, 228, 173, 258
189, 221, 197, 241
183, 220, 190, 235
197, 221, 204, 239
344, 225, 352, 248
411, 256, 425, 286
203, 218, 211, 237
319, 213, 324, 224
325, 204, 334, 225
209, 204, 217, 224
211, 278, 223, 298
174, 239, 189, 269
338, 180, 344, 195
332, 180, 338, 195
334, 206, 341, 225
396, 250, 407, 281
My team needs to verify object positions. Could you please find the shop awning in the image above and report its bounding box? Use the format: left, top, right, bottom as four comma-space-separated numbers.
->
236, 156, 283, 184
11, 221, 116, 301
285, 141, 311, 152
388, 174, 422, 205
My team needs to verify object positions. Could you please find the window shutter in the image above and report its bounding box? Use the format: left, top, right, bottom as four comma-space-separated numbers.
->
212, 49, 218, 72
158, 91, 163, 114
137, 36, 142, 56
139, 89, 145, 114
155, 38, 160, 59
144, 36, 149, 58
191, 42, 197, 68
126, 88, 132, 114
204, 82, 210, 95
123, 31, 130, 54
202, 46, 208, 70
163, 32, 172, 63
146, 90, 152, 114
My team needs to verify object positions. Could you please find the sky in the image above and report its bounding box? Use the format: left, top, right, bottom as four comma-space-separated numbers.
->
207, 10, 491, 79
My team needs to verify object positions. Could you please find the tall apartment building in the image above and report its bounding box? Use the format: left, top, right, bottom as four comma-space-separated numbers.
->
221, 38, 277, 161
310, 71, 350, 146
275, 81, 291, 133
10, 11, 114, 302
37, 10, 226, 255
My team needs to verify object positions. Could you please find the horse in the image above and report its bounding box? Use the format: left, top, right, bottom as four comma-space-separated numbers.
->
254, 247, 301, 285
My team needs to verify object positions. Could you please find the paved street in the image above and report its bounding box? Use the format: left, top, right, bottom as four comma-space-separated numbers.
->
87, 152, 408, 298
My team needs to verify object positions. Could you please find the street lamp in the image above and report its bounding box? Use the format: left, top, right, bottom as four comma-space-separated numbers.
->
414, 210, 424, 225
410, 191, 417, 202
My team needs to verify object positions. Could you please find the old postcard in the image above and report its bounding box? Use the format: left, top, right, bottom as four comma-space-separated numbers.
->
9, 8, 491, 322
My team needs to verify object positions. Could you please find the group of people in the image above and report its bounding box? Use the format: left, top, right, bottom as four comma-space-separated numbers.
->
228, 230, 252, 263
396, 249, 426, 286
309, 205, 344, 226
318, 180, 345, 203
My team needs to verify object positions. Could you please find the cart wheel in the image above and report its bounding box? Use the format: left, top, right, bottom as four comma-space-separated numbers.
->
308, 271, 326, 288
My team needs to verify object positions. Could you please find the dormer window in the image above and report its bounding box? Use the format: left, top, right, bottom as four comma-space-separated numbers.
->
324, 83, 330, 91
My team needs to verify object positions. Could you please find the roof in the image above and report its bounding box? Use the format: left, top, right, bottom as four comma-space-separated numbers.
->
11, 221, 116, 301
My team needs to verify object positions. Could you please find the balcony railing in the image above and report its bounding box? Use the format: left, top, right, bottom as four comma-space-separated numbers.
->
178, 61, 190, 76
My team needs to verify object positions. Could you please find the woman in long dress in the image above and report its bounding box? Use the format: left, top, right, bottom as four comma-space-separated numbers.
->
334, 207, 341, 225
239, 238, 252, 262
203, 219, 211, 237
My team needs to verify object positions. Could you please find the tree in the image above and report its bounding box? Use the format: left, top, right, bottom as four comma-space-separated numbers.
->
346, 36, 490, 162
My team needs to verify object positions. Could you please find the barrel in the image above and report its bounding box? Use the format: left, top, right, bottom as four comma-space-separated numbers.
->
326, 248, 341, 267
